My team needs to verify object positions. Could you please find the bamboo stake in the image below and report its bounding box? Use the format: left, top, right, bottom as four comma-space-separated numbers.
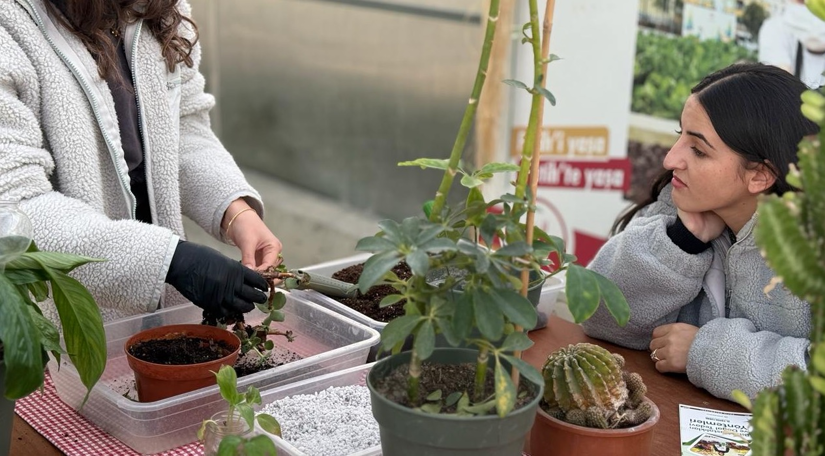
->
513, 0, 557, 385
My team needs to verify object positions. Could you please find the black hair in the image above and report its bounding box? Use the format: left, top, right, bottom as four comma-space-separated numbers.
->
612, 62, 819, 234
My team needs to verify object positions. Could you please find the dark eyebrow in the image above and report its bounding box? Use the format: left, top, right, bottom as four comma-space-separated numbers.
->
686, 130, 716, 150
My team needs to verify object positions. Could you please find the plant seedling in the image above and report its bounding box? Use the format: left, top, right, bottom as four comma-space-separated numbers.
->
198, 365, 281, 455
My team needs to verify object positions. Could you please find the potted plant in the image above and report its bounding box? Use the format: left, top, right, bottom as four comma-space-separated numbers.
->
530, 343, 659, 456
355, 1, 630, 454
0, 201, 106, 456
197, 365, 280, 456
727, 15, 825, 453
124, 267, 297, 403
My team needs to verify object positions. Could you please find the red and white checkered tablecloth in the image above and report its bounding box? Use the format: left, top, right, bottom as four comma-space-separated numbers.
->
14, 374, 202, 456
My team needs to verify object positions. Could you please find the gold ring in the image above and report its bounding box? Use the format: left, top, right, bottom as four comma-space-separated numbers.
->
650, 349, 660, 363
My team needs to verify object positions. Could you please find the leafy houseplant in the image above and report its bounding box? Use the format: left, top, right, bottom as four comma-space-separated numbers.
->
0, 234, 107, 456
530, 343, 659, 456
728, 14, 825, 452
358, 0, 631, 454
197, 365, 280, 456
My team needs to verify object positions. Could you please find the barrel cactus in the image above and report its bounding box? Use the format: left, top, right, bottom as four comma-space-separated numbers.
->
732, 72, 825, 453
541, 343, 653, 429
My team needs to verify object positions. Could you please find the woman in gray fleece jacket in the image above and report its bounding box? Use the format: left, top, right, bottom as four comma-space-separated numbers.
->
581, 63, 818, 400
0, 0, 282, 322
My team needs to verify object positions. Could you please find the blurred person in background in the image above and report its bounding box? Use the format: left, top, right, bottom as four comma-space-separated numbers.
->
581, 63, 818, 401
759, 0, 825, 88
0, 0, 282, 322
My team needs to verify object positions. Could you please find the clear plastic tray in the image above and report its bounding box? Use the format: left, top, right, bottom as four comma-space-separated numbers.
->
48, 293, 380, 455
254, 363, 381, 456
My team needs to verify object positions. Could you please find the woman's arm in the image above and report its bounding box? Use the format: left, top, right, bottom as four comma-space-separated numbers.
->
581, 212, 713, 349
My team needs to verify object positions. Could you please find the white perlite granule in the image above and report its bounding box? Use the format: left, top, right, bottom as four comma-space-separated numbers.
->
259, 385, 380, 455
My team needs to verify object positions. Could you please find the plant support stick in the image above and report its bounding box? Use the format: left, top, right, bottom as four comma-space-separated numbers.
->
514, 0, 557, 384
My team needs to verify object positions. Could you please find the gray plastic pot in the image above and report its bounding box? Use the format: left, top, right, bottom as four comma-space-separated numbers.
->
367, 347, 543, 455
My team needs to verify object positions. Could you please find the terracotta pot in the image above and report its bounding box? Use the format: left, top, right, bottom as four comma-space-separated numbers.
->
124, 324, 241, 402
529, 399, 660, 456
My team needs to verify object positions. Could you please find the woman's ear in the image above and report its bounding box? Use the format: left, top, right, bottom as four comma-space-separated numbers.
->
747, 162, 777, 194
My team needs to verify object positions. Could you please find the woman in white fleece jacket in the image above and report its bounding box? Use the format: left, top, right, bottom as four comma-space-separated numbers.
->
581, 63, 819, 400
0, 0, 282, 322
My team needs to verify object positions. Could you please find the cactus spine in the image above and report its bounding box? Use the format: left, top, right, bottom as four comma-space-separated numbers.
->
541, 343, 652, 429
739, 75, 825, 454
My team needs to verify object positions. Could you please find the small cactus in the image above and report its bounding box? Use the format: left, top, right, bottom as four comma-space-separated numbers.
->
542, 343, 653, 429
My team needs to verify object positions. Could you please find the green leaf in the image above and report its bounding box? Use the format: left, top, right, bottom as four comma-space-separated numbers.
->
28, 306, 63, 360
452, 293, 474, 341
492, 289, 537, 330
460, 174, 485, 188
355, 236, 397, 252
565, 264, 601, 324
536, 87, 556, 106
461, 398, 498, 415
542, 54, 562, 64
419, 238, 456, 254
379, 294, 405, 308
381, 315, 421, 350
426, 389, 443, 401
810, 376, 825, 395
503, 79, 529, 90
236, 403, 255, 431
0, 275, 44, 399
357, 251, 403, 293
493, 241, 531, 257
501, 354, 543, 386
480, 162, 520, 174
377, 219, 403, 244
420, 403, 442, 414
32, 265, 105, 404
498, 332, 534, 353
480, 214, 497, 247
494, 361, 516, 417
473, 290, 504, 341
422, 200, 434, 219
270, 292, 286, 310
242, 434, 279, 456
256, 413, 282, 437
217, 435, 243, 456
398, 158, 450, 170
6, 251, 102, 273
215, 365, 241, 405
27, 281, 50, 302
244, 385, 262, 406
592, 271, 630, 327
436, 316, 461, 347
405, 249, 429, 276
414, 320, 436, 361
3, 269, 49, 285
445, 391, 462, 407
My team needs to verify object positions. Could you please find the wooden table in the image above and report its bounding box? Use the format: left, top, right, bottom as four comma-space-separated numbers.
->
10, 316, 745, 456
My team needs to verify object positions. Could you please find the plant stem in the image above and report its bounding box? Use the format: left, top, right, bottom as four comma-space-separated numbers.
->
408, 349, 423, 404
474, 346, 491, 401
428, 0, 502, 222
514, 0, 557, 386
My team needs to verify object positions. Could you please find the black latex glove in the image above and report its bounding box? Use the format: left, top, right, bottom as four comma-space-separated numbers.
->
166, 240, 268, 317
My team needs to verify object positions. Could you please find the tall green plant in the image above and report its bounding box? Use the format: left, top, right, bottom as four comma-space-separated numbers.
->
730, 61, 825, 454
355, 0, 630, 417
0, 242, 106, 402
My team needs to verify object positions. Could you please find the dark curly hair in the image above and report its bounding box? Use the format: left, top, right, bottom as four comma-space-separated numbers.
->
45, 0, 198, 78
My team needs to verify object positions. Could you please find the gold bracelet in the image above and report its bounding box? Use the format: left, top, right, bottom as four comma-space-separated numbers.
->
226, 207, 256, 240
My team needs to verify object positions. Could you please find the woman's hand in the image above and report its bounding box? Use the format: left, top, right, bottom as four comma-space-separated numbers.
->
223, 199, 283, 270
649, 323, 699, 373
677, 209, 726, 243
